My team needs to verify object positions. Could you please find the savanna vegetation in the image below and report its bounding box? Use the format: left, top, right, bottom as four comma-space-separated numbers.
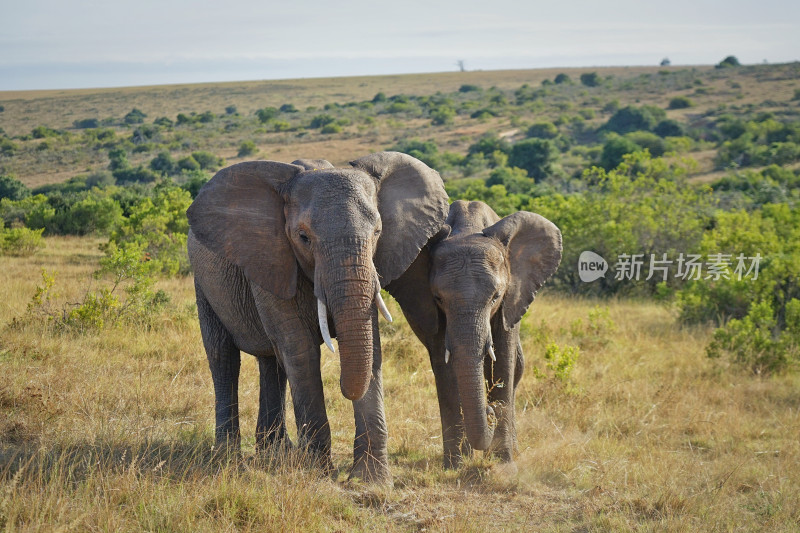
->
1, 60, 799, 530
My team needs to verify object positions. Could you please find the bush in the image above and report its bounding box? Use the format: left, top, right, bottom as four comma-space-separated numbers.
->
109, 186, 192, 276
580, 72, 601, 87
707, 299, 800, 375
310, 114, 335, 128
459, 84, 481, 93
0, 137, 17, 156
279, 104, 299, 113
238, 141, 257, 157
527, 122, 559, 139
177, 156, 200, 172
554, 73, 571, 85
124, 108, 147, 124
431, 106, 456, 125
320, 123, 342, 134
1, 226, 44, 256
600, 136, 642, 170
113, 165, 158, 185
468, 134, 511, 158
191, 151, 224, 171
603, 105, 667, 134
225, 105, 238, 115
73, 118, 100, 129
256, 107, 278, 122
485, 166, 533, 195
716, 56, 741, 69
654, 119, 685, 138
0, 176, 30, 201
668, 96, 694, 109
150, 151, 177, 175
508, 138, 557, 181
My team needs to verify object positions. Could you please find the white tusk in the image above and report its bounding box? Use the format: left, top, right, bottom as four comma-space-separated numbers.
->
317, 298, 335, 353
445, 348, 450, 364
375, 290, 393, 323
488, 344, 496, 362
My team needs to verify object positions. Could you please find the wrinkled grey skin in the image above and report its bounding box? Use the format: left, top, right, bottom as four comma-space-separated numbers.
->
387, 200, 562, 468
187, 152, 448, 483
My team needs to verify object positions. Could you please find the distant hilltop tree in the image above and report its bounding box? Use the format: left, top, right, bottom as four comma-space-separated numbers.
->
660, 58, 671, 67
716, 56, 741, 69
554, 73, 572, 84
580, 72, 601, 87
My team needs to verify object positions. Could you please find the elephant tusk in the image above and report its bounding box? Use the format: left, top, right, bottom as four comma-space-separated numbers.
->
445, 348, 450, 364
375, 288, 393, 323
488, 344, 496, 362
317, 299, 336, 354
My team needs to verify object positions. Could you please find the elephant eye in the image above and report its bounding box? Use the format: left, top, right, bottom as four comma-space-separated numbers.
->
491, 292, 500, 303
299, 231, 310, 245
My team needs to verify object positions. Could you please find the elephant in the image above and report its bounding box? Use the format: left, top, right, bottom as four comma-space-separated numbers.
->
186, 151, 449, 482
386, 200, 562, 468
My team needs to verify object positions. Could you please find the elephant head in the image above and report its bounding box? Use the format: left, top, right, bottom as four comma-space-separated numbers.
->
187, 152, 448, 400
429, 202, 562, 449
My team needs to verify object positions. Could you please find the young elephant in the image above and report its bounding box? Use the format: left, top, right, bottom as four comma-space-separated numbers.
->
387, 200, 562, 467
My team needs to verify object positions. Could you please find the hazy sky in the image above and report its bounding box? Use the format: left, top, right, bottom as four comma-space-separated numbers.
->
1, 0, 799, 90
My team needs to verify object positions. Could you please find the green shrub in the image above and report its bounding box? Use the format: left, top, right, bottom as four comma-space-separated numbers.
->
225, 105, 238, 115
716, 56, 741, 69
191, 151, 224, 171
603, 105, 667, 134
580, 72, 601, 87
668, 96, 694, 109
707, 299, 800, 375
485, 166, 533, 195
256, 107, 278, 123
238, 141, 257, 157
527, 122, 559, 139
508, 138, 557, 181
310, 114, 335, 128
279, 104, 298, 113
109, 186, 192, 276
458, 84, 481, 93
600, 135, 642, 170
32, 126, 60, 139
73, 118, 100, 129
654, 119, 685, 138
124, 108, 147, 124
320, 123, 342, 134
150, 151, 177, 175
554, 73, 571, 85
431, 106, 456, 125
468, 134, 511, 158
0, 176, 30, 201
0, 137, 17, 156
177, 156, 200, 172
1, 226, 44, 256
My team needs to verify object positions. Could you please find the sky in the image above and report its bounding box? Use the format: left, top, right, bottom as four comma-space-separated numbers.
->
1, 0, 799, 91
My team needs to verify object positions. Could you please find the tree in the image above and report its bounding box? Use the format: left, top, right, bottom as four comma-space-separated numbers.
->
508, 138, 557, 181
255, 107, 278, 123
660, 58, 671, 67
600, 136, 642, 170
150, 151, 176, 175
716, 56, 741, 69
527, 122, 559, 139
668, 96, 694, 110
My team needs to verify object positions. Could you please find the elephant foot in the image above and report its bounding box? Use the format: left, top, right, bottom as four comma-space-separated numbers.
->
348, 454, 392, 486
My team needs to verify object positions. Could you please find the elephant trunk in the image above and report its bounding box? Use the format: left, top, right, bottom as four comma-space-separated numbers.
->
450, 316, 495, 450
318, 240, 376, 401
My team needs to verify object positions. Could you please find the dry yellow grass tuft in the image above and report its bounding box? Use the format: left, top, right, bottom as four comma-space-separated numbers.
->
1, 237, 799, 530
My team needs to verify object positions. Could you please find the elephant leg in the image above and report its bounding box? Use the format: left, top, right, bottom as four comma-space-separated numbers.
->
196, 282, 241, 449
252, 283, 332, 470
350, 310, 391, 484
428, 332, 472, 469
485, 320, 520, 462
255, 355, 290, 451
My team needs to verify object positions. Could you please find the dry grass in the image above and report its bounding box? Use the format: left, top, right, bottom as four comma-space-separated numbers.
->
1, 237, 799, 531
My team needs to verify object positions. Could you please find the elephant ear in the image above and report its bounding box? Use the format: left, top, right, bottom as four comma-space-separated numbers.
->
291, 159, 335, 171
187, 161, 303, 299
482, 211, 562, 329
350, 151, 449, 287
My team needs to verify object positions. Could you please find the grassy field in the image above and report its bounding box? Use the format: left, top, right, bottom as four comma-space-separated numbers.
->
2, 63, 798, 188
1, 236, 798, 531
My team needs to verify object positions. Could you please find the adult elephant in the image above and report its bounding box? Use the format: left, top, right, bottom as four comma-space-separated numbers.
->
387, 200, 561, 468
187, 152, 448, 483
